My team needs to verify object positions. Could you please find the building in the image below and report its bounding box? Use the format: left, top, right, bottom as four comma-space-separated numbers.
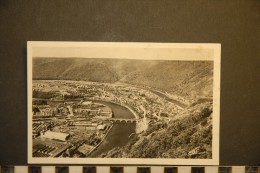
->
73, 122, 98, 127
78, 144, 94, 155
33, 137, 71, 157
97, 124, 106, 131
41, 131, 69, 141
82, 101, 92, 106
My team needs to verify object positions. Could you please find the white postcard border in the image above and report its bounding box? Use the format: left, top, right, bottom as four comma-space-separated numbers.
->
27, 41, 220, 165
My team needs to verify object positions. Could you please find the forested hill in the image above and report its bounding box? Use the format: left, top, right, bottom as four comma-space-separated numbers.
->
33, 58, 119, 82
33, 58, 213, 99
120, 61, 213, 99
33, 58, 156, 82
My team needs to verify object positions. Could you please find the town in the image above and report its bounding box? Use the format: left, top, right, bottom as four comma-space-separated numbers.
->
32, 80, 187, 158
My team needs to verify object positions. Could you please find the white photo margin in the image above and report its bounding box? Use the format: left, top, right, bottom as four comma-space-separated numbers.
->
27, 41, 221, 165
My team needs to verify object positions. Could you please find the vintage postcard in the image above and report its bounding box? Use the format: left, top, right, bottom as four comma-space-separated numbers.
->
27, 42, 220, 165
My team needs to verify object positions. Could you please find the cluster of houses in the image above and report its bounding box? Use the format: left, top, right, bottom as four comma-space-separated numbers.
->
33, 100, 113, 119
32, 122, 56, 139
73, 101, 113, 118
32, 80, 190, 158
91, 84, 181, 120
32, 104, 70, 117
33, 131, 71, 157
33, 80, 181, 122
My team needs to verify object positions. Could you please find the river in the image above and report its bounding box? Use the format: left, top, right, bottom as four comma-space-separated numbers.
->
88, 100, 136, 157
91, 100, 135, 119
147, 89, 187, 108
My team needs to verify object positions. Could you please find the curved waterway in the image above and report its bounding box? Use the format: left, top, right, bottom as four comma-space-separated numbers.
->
88, 100, 136, 157
91, 100, 135, 119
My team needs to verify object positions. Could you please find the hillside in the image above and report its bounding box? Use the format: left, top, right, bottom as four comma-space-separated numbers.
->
120, 61, 213, 100
33, 58, 213, 99
33, 58, 119, 82
98, 100, 213, 159
33, 58, 156, 82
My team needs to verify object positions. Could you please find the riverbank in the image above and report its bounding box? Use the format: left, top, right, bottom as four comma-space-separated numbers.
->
116, 82, 188, 108
85, 123, 113, 157
86, 99, 138, 119
86, 100, 136, 157
89, 122, 136, 157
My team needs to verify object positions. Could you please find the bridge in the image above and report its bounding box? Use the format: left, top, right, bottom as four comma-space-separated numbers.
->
107, 118, 138, 123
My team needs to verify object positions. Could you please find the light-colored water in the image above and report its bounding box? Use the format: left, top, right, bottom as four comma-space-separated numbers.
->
89, 100, 136, 157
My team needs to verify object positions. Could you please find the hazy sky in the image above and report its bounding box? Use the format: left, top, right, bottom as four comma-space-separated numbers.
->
32, 43, 217, 61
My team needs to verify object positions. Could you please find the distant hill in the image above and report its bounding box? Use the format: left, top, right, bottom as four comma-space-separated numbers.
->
33, 58, 120, 82
33, 58, 156, 82
33, 58, 213, 99
120, 61, 213, 99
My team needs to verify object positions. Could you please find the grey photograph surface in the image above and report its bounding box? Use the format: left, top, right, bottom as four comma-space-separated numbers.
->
28, 42, 220, 164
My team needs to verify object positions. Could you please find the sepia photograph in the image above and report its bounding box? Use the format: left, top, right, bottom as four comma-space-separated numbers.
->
27, 42, 220, 165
